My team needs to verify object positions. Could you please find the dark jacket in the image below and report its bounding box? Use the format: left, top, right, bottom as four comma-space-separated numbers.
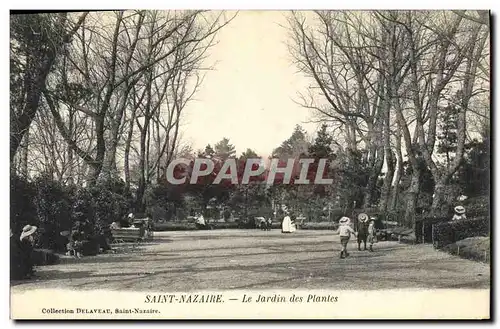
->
357, 221, 369, 237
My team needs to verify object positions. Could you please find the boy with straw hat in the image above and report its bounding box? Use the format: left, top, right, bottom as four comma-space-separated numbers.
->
338, 217, 357, 259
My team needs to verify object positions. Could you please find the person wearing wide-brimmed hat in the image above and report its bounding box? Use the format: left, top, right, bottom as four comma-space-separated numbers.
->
452, 206, 467, 221
338, 217, 357, 259
18, 225, 37, 278
356, 213, 370, 251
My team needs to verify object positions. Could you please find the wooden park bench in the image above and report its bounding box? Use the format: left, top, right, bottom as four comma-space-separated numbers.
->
387, 227, 414, 243
110, 227, 143, 246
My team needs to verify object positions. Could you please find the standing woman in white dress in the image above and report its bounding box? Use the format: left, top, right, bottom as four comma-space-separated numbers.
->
281, 207, 296, 233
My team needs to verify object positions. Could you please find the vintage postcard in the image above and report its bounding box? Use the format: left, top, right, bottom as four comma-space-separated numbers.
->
9, 8, 491, 320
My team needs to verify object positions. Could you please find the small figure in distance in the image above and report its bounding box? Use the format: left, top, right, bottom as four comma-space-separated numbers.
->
452, 206, 467, 221
367, 217, 377, 252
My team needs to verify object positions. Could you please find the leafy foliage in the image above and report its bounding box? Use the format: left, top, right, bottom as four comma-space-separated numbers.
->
432, 216, 490, 248
32, 174, 72, 249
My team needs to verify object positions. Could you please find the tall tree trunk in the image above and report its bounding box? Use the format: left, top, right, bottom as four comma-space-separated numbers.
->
379, 89, 395, 213
429, 23, 486, 215
20, 127, 29, 178
405, 168, 420, 228
379, 150, 395, 213
67, 108, 74, 185
124, 109, 137, 193
389, 127, 403, 211
10, 12, 87, 161
11, 50, 56, 161
137, 126, 148, 212
363, 147, 384, 208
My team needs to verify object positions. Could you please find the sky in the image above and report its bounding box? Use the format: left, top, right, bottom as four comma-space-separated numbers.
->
181, 11, 319, 158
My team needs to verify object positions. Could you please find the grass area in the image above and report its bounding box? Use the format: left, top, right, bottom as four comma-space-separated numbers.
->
152, 221, 340, 231
298, 222, 338, 230
152, 221, 197, 231
441, 237, 490, 263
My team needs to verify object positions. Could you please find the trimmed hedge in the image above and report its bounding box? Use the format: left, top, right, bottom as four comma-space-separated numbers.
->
211, 222, 240, 229
431, 216, 490, 249
462, 196, 490, 218
151, 220, 340, 231
153, 222, 197, 231
298, 222, 339, 230
441, 237, 490, 263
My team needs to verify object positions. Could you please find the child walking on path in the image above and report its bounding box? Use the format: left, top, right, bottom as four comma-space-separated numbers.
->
367, 218, 377, 252
338, 217, 357, 259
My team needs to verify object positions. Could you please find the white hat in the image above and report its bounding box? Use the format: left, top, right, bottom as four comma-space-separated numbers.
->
128, 213, 134, 219
20, 225, 37, 241
339, 217, 351, 225
358, 213, 369, 222
60, 230, 71, 237
454, 206, 466, 214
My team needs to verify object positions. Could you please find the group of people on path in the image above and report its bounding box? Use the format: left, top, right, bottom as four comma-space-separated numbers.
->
338, 213, 377, 259
337, 204, 468, 259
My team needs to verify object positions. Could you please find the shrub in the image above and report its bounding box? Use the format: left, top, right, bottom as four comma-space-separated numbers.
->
463, 195, 490, 217
10, 175, 37, 234
90, 184, 130, 239
298, 222, 339, 230
32, 175, 72, 250
432, 216, 490, 249
152, 221, 197, 231
211, 222, 240, 229
71, 187, 96, 238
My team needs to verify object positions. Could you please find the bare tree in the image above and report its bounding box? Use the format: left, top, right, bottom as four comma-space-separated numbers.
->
287, 11, 387, 208
42, 10, 235, 187
10, 12, 88, 161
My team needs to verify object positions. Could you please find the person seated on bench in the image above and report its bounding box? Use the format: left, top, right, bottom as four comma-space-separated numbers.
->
452, 206, 467, 221
258, 217, 267, 230
18, 225, 38, 278
110, 221, 121, 229
67, 230, 84, 258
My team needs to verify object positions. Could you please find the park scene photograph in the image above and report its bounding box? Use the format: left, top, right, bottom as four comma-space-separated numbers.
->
9, 9, 490, 319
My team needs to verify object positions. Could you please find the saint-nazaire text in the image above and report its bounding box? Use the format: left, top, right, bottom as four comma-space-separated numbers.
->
144, 294, 224, 303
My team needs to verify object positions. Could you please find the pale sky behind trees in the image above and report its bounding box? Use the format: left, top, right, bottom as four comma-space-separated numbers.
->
182, 11, 318, 158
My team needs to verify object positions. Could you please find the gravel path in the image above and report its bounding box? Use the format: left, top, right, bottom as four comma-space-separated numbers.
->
10, 229, 490, 293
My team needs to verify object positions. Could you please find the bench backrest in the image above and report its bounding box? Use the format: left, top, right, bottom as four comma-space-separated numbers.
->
111, 228, 142, 241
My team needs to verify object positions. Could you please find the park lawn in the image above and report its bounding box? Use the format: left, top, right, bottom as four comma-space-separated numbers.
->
441, 236, 490, 263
